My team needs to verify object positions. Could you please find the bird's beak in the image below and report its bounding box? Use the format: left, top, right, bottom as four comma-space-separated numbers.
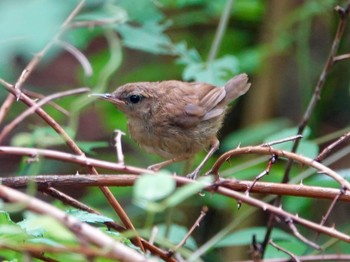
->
89, 93, 125, 106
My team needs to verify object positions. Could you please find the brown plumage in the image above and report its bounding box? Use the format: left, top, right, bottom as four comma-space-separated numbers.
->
95, 73, 251, 178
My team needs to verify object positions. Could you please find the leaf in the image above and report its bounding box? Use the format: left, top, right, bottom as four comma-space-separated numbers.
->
164, 176, 213, 208
18, 212, 76, 242
182, 55, 240, 86
116, 0, 164, 23
133, 171, 176, 210
66, 209, 113, 224
116, 21, 173, 54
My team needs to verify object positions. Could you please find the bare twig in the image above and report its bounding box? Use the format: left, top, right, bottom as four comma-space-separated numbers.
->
315, 131, 350, 162
269, 239, 300, 262
0, 184, 148, 262
0, 146, 151, 174
114, 130, 125, 164
262, 135, 303, 147
172, 207, 208, 252
262, 3, 350, 255
333, 53, 350, 62
210, 146, 350, 190
55, 40, 93, 77
2, 174, 350, 202
0, 93, 15, 124
0, 87, 90, 143
286, 218, 321, 250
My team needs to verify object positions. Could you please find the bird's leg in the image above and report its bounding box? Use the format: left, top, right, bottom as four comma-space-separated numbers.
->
187, 138, 220, 180
148, 156, 189, 172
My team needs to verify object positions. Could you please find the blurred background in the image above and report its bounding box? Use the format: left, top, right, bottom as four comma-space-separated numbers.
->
0, 0, 350, 260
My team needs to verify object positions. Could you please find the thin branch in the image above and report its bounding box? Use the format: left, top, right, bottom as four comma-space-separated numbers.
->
286, 218, 321, 250
2, 174, 350, 202
263, 3, 350, 254
269, 239, 300, 262
333, 53, 350, 62
315, 131, 350, 162
210, 146, 350, 190
207, 0, 234, 63
0, 93, 15, 125
0, 146, 151, 174
172, 207, 208, 252
55, 40, 93, 77
0, 184, 148, 262
114, 129, 125, 164
0, 87, 90, 143
0, 82, 144, 250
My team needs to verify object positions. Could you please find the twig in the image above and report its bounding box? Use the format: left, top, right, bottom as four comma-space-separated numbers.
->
0, 146, 151, 174
0, 3, 144, 249
262, 135, 303, 147
55, 40, 93, 77
0, 93, 15, 125
333, 53, 350, 62
0, 184, 148, 262
114, 130, 125, 164
2, 174, 350, 202
210, 146, 350, 190
207, 0, 234, 63
23, 89, 69, 116
1, 80, 144, 250
245, 154, 278, 195
315, 131, 350, 162
285, 218, 321, 250
262, 3, 350, 255
172, 207, 208, 252
268, 239, 300, 262
0, 87, 90, 143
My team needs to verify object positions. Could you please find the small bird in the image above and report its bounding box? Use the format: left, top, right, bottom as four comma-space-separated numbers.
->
94, 74, 251, 179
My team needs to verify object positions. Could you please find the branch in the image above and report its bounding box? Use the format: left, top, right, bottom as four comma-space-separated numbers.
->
0, 184, 148, 262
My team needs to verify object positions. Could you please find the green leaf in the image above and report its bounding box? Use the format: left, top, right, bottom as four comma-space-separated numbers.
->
214, 227, 292, 247
133, 171, 176, 209
0, 211, 29, 243
66, 209, 113, 224
19, 212, 76, 242
116, 0, 165, 23
116, 21, 173, 54
183, 55, 240, 86
164, 176, 213, 208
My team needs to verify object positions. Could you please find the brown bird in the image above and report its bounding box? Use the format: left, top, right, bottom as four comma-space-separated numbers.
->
94, 73, 251, 179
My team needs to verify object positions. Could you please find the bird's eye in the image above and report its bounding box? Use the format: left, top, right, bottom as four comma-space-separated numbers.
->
128, 94, 142, 104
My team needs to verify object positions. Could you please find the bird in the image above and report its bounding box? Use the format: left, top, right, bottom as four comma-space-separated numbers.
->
93, 73, 251, 179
